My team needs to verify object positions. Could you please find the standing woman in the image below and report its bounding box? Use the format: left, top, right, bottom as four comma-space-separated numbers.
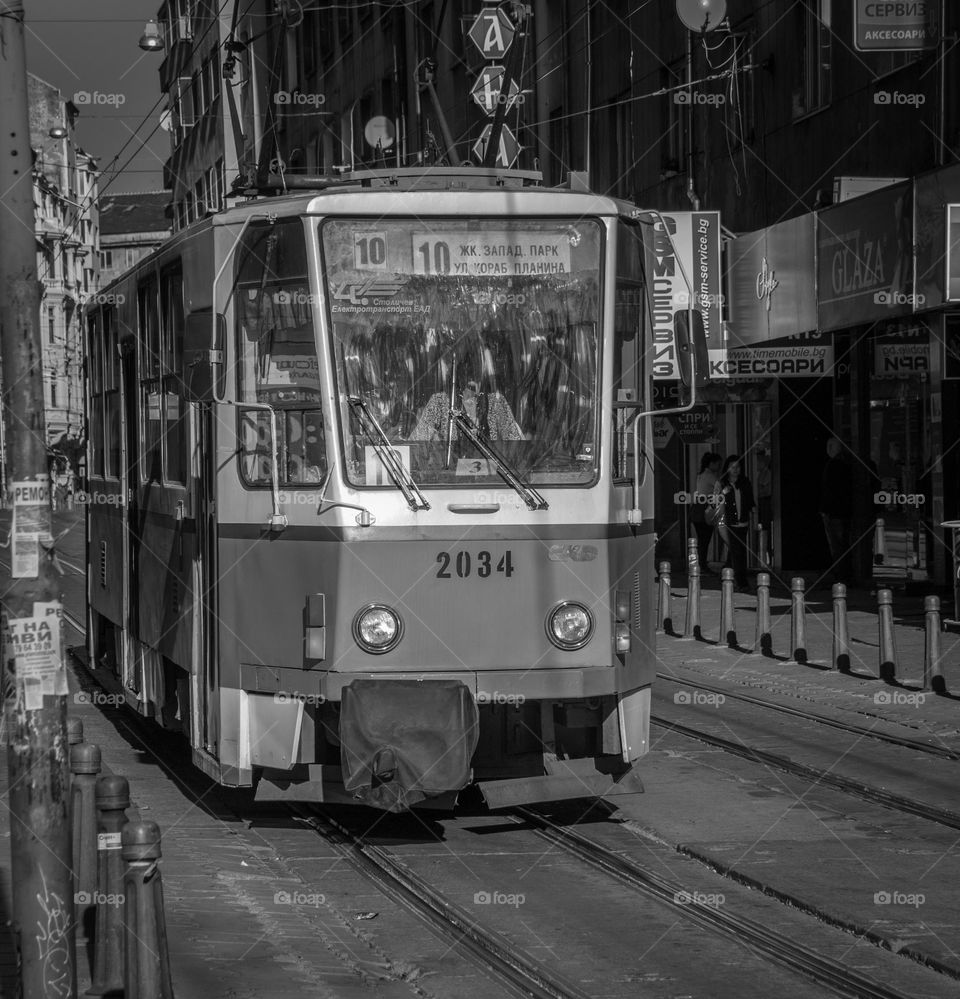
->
717, 454, 755, 592
690, 452, 721, 573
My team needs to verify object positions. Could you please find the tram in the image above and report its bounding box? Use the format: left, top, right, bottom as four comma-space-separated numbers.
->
83, 167, 706, 811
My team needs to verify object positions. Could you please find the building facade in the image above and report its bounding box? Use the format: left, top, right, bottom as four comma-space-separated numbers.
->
98, 192, 172, 287
29, 73, 100, 463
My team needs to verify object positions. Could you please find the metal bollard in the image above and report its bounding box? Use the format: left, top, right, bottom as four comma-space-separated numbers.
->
873, 518, 886, 565
67, 716, 84, 746
122, 820, 174, 999
87, 776, 130, 997
687, 535, 699, 572
790, 577, 807, 664
754, 572, 772, 656
924, 595, 946, 694
657, 561, 673, 635
720, 568, 737, 648
684, 561, 702, 640
832, 583, 850, 672
71, 743, 102, 938
877, 588, 898, 682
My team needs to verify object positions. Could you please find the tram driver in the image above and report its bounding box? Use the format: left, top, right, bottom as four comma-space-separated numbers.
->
409, 380, 522, 443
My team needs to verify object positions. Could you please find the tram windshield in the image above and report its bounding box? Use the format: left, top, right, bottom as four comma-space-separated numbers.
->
320, 218, 602, 488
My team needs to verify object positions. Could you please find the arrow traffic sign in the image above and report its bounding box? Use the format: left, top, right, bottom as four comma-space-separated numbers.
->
471, 123, 520, 169
470, 65, 521, 116
468, 6, 515, 59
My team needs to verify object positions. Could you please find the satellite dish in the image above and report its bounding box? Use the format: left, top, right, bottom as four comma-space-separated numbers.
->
676, 0, 727, 32
364, 116, 396, 150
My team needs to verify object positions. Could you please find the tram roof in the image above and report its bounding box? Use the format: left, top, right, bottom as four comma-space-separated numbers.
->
214, 168, 633, 225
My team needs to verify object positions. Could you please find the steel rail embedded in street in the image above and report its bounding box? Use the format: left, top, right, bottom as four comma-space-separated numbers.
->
655, 672, 960, 760
514, 807, 918, 999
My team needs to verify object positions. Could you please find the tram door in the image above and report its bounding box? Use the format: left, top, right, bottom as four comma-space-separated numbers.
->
121, 345, 141, 694
193, 405, 219, 758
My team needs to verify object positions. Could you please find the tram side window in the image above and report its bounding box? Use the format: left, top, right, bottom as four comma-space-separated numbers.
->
103, 308, 121, 478
234, 219, 326, 487
160, 266, 186, 482
138, 278, 163, 482
87, 310, 105, 478
613, 223, 645, 481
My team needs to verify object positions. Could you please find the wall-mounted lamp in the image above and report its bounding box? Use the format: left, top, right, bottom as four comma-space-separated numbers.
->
139, 19, 164, 52
48, 127, 68, 140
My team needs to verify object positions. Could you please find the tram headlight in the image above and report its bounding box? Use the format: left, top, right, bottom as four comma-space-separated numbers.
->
546, 601, 594, 650
353, 604, 403, 654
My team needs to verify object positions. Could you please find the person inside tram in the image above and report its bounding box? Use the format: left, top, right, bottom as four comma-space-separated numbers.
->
409, 378, 522, 443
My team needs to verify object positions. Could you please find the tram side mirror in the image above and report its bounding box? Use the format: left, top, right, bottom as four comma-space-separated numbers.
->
674, 309, 710, 389
183, 310, 226, 402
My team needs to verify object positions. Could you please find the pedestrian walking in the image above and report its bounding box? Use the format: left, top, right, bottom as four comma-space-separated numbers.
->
819, 437, 853, 583
690, 451, 721, 573
716, 454, 755, 592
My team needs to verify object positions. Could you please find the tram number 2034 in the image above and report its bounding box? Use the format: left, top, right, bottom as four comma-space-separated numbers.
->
436, 550, 515, 580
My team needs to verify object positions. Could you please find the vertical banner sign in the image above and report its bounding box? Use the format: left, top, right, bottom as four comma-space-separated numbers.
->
8, 602, 67, 710
648, 212, 722, 380
854, 0, 939, 51
12, 479, 48, 578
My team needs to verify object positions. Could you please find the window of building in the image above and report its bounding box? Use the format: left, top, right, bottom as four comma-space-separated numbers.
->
50, 376, 58, 409
662, 62, 687, 177
99, 249, 113, 270
793, 0, 832, 117
48, 306, 56, 345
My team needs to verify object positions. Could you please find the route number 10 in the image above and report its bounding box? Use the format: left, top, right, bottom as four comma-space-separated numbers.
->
354, 233, 387, 269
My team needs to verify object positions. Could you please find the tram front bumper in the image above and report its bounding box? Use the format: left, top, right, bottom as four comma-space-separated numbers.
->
338, 678, 479, 812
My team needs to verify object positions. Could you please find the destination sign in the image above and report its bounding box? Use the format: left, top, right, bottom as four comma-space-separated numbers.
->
412, 233, 571, 277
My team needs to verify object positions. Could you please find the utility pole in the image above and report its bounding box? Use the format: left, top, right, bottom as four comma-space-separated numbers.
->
0, 2, 77, 997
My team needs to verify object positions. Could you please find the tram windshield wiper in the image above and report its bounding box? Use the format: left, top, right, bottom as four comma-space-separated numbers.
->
347, 397, 430, 511
451, 412, 548, 511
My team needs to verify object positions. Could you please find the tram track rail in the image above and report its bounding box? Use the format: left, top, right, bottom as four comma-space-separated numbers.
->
651, 714, 960, 831
513, 806, 920, 999
656, 672, 960, 761
294, 807, 590, 999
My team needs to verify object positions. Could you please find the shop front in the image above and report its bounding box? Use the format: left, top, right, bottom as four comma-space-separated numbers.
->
656, 214, 825, 575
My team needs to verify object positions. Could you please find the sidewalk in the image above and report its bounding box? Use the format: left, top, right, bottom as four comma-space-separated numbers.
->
657, 570, 960, 741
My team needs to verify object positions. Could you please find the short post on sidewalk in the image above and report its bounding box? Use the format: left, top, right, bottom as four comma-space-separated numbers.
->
720, 568, 737, 648
754, 572, 772, 656
122, 820, 174, 999
71, 742, 102, 940
877, 588, 898, 682
790, 577, 807, 664
657, 560, 672, 635
924, 595, 946, 694
684, 561, 702, 640
832, 583, 850, 672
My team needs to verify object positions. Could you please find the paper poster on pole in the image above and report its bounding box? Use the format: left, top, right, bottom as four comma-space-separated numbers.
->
8, 602, 66, 709
11, 479, 48, 578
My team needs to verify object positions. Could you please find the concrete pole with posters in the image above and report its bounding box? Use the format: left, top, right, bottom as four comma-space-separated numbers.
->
0, 2, 77, 996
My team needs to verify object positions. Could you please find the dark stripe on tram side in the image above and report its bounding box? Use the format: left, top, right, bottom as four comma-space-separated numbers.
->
216, 522, 655, 542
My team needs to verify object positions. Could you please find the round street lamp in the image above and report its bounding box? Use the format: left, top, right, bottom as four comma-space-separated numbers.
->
139, 19, 164, 52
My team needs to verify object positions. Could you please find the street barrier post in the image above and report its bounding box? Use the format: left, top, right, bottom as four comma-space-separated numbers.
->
924, 595, 946, 694
71, 743, 102, 940
877, 588, 898, 682
684, 562, 701, 640
754, 572, 772, 656
832, 583, 850, 672
720, 568, 737, 648
790, 577, 807, 664
874, 518, 886, 565
122, 821, 174, 999
658, 561, 672, 635
87, 775, 130, 996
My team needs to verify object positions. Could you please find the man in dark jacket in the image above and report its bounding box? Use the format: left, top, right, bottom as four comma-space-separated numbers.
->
819, 438, 853, 583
